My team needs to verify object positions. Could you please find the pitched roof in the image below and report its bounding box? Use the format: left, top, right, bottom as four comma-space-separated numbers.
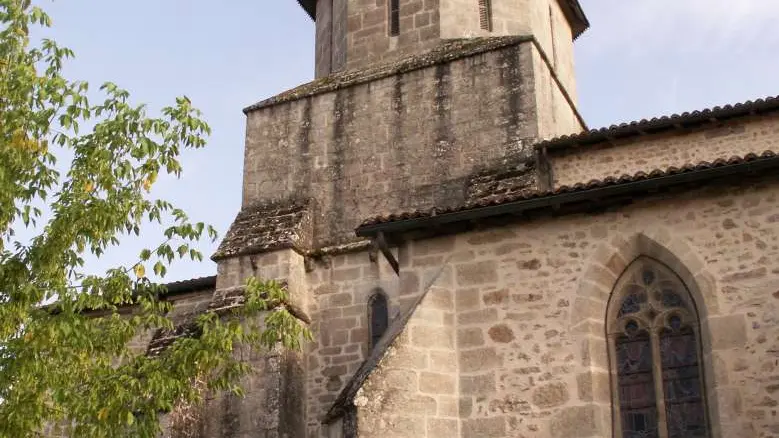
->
296, 0, 315, 19
559, 0, 590, 39
213, 198, 313, 260
356, 151, 779, 235
160, 275, 217, 297
536, 96, 779, 153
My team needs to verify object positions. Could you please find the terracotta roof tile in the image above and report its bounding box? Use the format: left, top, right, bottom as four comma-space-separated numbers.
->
359, 150, 779, 227
536, 96, 779, 152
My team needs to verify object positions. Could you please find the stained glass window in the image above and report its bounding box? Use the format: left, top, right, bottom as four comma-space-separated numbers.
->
608, 257, 709, 438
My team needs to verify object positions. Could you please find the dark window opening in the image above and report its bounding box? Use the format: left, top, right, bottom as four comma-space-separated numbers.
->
479, 0, 492, 31
389, 0, 400, 36
369, 291, 389, 348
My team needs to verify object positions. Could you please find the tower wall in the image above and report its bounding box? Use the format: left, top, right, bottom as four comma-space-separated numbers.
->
313, 0, 584, 97
243, 39, 583, 248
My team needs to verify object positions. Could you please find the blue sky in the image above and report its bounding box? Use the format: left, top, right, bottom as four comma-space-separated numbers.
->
37, 0, 779, 282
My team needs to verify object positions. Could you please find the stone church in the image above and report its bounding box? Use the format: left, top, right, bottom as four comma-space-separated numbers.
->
149, 0, 779, 437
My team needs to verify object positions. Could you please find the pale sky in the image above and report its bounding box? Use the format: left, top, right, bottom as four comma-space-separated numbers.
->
36, 0, 779, 282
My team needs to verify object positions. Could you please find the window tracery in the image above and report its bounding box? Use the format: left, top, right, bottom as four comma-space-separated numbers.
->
608, 257, 709, 438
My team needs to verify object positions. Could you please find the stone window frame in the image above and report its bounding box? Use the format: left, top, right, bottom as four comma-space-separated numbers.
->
368, 288, 389, 349
606, 256, 712, 438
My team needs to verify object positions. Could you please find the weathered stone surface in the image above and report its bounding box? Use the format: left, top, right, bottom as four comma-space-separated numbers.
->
488, 324, 515, 343
460, 347, 502, 372
412, 325, 454, 349
457, 327, 486, 348
462, 417, 506, 438
456, 261, 499, 286
460, 372, 496, 395
189, 3, 779, 437
428, 418, 458, 437
709, 314, 748, 350
419, 372, 457, 394
532, 382, 570, 409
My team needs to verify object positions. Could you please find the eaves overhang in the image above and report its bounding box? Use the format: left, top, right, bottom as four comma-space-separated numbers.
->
355, 152, 779, 239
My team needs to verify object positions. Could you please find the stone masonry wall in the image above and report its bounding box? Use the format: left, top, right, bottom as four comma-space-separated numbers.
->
332, 0, 348, 73
436, 0, 577, 101
314, 0, 349, 78
391, 175, 779, 437
531, 43, 582, 142
345, 0, 440, 71
355, 283, 460, 438
314, 0, 579, 91
314, 0, 333, 78
244, 41, 543, 247
155, 250, 311, 438
550, 113, 779, 187
303, 249, 401, 438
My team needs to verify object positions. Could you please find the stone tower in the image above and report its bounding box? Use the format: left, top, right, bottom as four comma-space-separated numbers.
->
301, 0, 587, 85
224, 0, 589, 251
210, 1, 589, 436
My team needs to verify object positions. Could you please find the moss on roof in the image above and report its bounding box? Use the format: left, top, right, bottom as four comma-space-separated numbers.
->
243, 36, 535, 113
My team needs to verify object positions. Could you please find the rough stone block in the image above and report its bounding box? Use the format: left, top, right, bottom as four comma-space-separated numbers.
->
425, 286, 455, 310
460, 372, 496, 395
457, 327, 485, 348
532, 381, 570, 408
427, 418, 458, 437
429, 350, 458, 373
577, 371, 610, 403
461, 417, 506, 438
709, 314, 747, 350
487, 324, 515, 343
457, 308, 499, 325
411, 325, 454, 349
455, 288, 481, 310
456, 261, 499, 286
460, 347, 502, 372
419, 371, 457, 394
549, 404, 603, 438
381, 369, 419, 392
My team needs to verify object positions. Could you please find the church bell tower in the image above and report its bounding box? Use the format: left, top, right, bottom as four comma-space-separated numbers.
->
299, 0, 588, 100
226, 0, 590, 249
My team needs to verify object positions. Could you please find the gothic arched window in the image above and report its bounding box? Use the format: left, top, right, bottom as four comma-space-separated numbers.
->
607, 257, 710, 438
368, 291, 389, 349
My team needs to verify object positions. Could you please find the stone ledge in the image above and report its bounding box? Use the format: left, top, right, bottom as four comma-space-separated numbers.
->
243, 36, 535, 113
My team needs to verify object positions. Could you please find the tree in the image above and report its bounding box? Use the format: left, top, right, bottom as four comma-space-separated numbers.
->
0, 1, 311, 436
